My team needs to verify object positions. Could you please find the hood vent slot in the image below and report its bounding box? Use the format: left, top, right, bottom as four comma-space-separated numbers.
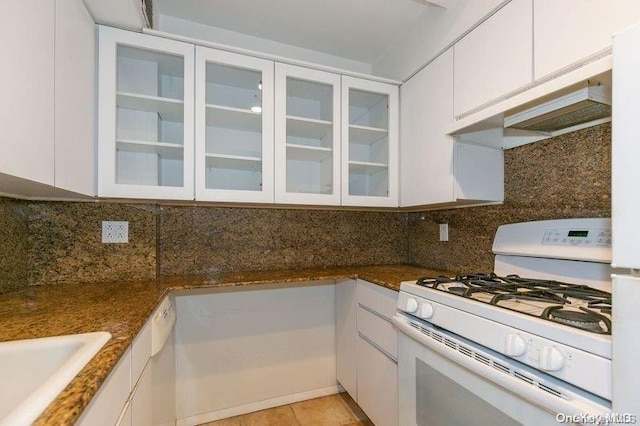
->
504, 86, 611, 133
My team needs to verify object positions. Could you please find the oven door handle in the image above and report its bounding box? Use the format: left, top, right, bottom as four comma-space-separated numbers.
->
392, 315, 609, 418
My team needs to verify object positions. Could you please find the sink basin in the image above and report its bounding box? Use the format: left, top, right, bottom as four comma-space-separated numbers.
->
0, 332, 111, 426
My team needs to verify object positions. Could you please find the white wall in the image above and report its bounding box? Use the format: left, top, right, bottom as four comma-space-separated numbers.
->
371, 0, 509, 81
174, 281, 338, 425
158, 14, 372, 74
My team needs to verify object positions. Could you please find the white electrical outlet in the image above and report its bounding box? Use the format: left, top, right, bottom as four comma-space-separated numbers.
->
102, 221, 129, 244
439, 223, 449, 242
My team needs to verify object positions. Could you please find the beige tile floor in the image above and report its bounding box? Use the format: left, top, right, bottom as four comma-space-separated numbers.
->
200, 393, 373, 426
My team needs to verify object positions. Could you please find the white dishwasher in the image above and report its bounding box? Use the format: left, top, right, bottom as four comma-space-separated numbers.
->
150, 296, 177, 426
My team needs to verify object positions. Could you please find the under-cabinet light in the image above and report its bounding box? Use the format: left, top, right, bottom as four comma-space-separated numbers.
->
251, 106, 262, 113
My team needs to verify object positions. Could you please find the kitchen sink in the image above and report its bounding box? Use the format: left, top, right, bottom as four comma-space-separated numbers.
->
0, 332, 111, 426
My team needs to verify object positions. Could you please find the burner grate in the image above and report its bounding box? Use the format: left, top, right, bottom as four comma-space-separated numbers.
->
415, 273, 612, 335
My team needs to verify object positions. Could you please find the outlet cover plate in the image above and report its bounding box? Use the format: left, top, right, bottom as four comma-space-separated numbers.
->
439, 223, 449, 242
102, 221, 129, 244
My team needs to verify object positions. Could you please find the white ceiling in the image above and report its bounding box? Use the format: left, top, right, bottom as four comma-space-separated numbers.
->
154, 0, 431, 63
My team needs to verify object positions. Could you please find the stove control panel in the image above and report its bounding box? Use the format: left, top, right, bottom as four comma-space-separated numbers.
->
542, 228, 611, 247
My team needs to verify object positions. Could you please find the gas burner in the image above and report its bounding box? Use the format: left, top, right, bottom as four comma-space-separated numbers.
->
447, 286, 468, 295
543, 306, 611, 334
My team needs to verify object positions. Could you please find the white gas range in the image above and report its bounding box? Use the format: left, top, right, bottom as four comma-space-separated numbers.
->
393, 218, 617, 425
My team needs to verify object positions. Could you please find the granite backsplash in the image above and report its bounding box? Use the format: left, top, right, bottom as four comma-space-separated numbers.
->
0, 123, 610, 293
407, 123, 611, 273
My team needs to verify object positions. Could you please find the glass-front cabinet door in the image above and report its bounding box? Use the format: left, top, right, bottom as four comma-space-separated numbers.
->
98, 26, 194, 199
195, 47, 274, 202
274, 63, 341, 205
341, 77, 398, 207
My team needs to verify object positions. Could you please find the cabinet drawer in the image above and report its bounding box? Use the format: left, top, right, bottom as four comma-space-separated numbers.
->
356, 279, 397, 320
357, 336, 398, 426
357, 305, 397, 359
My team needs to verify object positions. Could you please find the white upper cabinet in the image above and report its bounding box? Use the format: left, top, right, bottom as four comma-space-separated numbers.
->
534, 0, 640, 80
1, 0, 94, 195
401, 48, 504, 208
612, 23, 640, 270
341, 77, 398, 207
453, 0, 533, 117
55, 0, 95, 195
195, 47, 274, 203
1, 0, 55, 186
98, 27, 195, 200
275, 64, 341, 205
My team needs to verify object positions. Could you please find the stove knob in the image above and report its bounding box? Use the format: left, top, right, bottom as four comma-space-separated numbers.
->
418, 302, 434, 319
539, 346, 564, 371
405, 298, 419, 313
504, 334, 526, 357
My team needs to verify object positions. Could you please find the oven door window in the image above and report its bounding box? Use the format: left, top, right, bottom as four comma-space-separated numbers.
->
416, 358, 519, 426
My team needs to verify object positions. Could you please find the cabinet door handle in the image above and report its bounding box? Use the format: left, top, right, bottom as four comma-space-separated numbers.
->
358, 332, 398, 364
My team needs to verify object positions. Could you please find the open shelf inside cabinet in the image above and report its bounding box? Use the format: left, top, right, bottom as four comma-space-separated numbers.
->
116, 144, 184, 187
346, 88, 390, 198
349, 124, 388, 145
205, 62, 263, 110
348, 163, 389, 197
349, 89, 389, 129
202, 61, 267, 193
286, 144, 332, 162
116, 139, 183, 160
117, 92, 184, 122
206, 104, 261, 132
286, 155, 334, 195
204, 154, 262, 191
114, 45, 186, 188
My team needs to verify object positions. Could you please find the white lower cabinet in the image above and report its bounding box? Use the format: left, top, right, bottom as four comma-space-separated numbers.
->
336, 279, 358, 399
357, 335, 398, 426
79, 300, 175, 426
337, 279, 399, 426
131, 361, 153, 426
77, 348, 131, 426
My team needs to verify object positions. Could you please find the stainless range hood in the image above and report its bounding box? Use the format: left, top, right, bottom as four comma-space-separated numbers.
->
504, 85, 611, 133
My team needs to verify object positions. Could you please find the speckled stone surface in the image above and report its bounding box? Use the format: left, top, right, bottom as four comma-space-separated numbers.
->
159, 207, 408, 275
0, 265, 450, 426
24, 202, 158, 286
407, 123, 611, 272
0, 199, 28, 294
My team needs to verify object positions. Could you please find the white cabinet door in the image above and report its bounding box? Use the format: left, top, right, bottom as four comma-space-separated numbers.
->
357, 335, 398, 426
195, 47, 275, 203
454, 0, 533, 117
275, 63, 341, 205
0, 0, 55, 185
341, 77, 399, 207
131, 361, 153, 426
78, 349, 132, 426
98, 26, 195, 200
54, 0, 95, 195
401, 49, 504, 208
612, 275, 640, 417
612, 23, 640, 270
535, 0, 640, 80
336, 279, 357, 400
401, 49, 456, 207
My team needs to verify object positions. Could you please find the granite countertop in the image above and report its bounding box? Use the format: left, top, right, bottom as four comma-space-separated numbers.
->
0, 264, 452, 425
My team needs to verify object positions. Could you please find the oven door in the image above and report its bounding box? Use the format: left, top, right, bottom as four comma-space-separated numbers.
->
393, 314, 610, 426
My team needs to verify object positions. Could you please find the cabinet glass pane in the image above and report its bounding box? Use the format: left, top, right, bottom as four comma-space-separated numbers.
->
286, 78, 334, 194
204, 62, 263, 191
115, 45, 185, 187
348, 89, 389, 197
